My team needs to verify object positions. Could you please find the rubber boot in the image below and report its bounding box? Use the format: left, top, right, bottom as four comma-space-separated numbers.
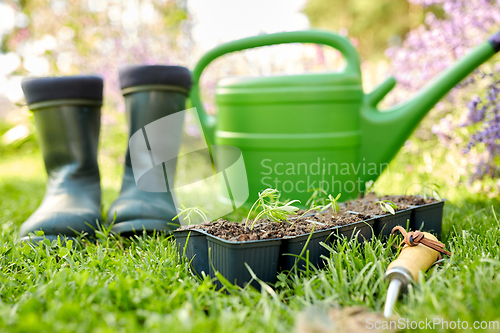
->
19, 76, 103, 242
108, 65, 191, 236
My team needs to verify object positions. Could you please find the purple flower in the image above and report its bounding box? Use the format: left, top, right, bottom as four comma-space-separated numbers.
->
388, 0, 500, 184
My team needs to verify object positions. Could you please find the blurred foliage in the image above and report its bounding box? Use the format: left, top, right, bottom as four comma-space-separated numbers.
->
0, 0, 498, 197
1, 0, 192, 109
303, 0, 428, 60
0, 0, 193, 163
2, 0, 189, 56
386, 0, 500, 193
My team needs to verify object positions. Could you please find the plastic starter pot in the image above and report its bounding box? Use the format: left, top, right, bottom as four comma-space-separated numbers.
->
173, 199, 444, 288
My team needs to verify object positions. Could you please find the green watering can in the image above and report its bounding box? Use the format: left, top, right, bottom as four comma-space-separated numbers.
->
191, 29, 500, 205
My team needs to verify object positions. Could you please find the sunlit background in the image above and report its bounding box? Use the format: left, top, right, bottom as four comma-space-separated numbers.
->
0, 2, 499, 330
1, 0, 499, 209
0, 0, 421, 112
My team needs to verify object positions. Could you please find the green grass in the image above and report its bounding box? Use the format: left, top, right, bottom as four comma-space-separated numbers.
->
1, 118, 500, 332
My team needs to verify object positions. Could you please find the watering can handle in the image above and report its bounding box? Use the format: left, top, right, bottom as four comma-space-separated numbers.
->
190, 29, 361, 144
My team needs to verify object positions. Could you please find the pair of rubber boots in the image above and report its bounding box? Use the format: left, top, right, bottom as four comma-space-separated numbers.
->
18, 65, 191, 242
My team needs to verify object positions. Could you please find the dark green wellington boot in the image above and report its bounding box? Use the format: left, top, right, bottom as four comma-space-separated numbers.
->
108, 65, 191, 236
19, 76, 103, 243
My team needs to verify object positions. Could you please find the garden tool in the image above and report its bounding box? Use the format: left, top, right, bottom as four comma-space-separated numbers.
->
384, 226, 451, 318
191, 29, 500, 206
19, 76, 103, 242
108, 65, 191, 236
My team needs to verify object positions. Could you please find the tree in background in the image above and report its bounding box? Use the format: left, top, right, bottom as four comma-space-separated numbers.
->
303, 0, 426, 60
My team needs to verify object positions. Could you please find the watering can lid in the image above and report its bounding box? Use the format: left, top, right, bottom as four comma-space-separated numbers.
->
216, 71, 361, 89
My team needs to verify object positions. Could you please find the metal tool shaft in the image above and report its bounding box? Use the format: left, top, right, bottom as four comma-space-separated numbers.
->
384, 278, 402, 318
383, 231, 442, 318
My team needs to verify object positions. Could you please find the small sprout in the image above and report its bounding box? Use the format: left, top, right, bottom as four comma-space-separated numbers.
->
364, 180, 375, 196
320, 193, 342, 217
306, 171, 329, 208
373, 200, 398, 215
173, 205, 209, 225
306, 187, 329, 208
294, 204, 323, 222
404, 182, 442, 200
265, 200, 301, 222
422, 183, 441, 201
245, 188, 280, 228
245, 188, 300, 229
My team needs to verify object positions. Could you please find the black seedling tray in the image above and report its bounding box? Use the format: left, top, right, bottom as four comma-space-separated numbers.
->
409, 200, 445, 236
206, 233, 282, 289
173, 198, 444, 289
280, 226, 336, 271
335, 217, 376, 243
174, 229, 209, 276
280, 218, 376, 271
374, 208, 413, 237
346, 209, 412, 238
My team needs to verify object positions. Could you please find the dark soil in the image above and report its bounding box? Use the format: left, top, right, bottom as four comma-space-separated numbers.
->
340, 193, 429, 216
178, 213, 367, 242
176, 194, 440, 242
384, 194, 438, 206
306, 212, 371, 225
295, 194, 436, 218
293, 208, 356, 219
342, 200, 409, 216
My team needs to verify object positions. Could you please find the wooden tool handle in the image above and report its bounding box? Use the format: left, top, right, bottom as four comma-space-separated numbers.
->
387, 232, 440, 282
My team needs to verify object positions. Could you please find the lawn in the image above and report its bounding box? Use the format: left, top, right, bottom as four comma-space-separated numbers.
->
1, 115, 500, 333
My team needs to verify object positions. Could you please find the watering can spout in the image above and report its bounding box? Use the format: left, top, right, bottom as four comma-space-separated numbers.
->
360, 30, 500, 185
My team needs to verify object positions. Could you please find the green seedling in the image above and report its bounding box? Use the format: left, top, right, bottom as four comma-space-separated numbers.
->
373, 200, 398, 215
173, 205, 209, 225
293, 204, 324, 223
245, 188, 300, 229
306, 187, 329, 208
364, 180, 376, 196
422, 183, 442, 201
320, 193, 342, 217
306, 171, 329, 208
405, 182, 442, 200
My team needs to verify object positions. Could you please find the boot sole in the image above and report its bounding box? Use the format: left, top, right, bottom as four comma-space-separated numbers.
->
111, 219, 179, 237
